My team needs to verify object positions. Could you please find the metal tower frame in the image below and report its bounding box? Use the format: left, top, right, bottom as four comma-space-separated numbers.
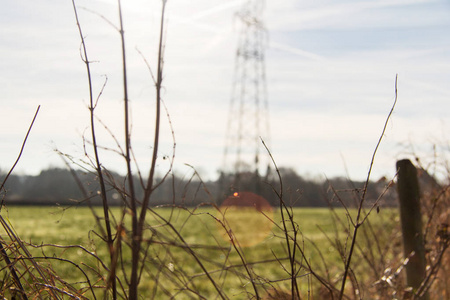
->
222, 0, 270, 190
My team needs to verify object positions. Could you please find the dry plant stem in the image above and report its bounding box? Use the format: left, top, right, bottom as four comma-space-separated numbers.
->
0, 105, 39, 299
59, 154, 107, 238
113, 1, 139, 298
149, 207, 227, 299
149, 99, 176, 194
18, 254, 96, 299
71, 1, 116, 298
417, 239, 449, 297
0, 105, 40, 208
140, 0, 166, 230
120, 1, 169, 298
0, 214, 61, 299
338, 75, 398, 299
219, 214, 259, 298
261, 139, 300, 298
0, 223, 26, 298
129, 2, 167, 298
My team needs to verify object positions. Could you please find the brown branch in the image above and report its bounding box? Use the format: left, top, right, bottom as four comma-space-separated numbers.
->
71, 1, 116, 298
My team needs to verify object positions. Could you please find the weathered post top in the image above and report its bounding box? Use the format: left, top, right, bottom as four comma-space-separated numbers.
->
396, 159, 429, 300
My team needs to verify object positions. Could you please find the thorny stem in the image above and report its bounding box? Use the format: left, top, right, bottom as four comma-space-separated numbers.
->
140, 0, 167, 230
114, 0, 140, 299
262, 139, 300, 298
338, 75, 398, 299
71, 1, 116, 298
124, 1, 168, 298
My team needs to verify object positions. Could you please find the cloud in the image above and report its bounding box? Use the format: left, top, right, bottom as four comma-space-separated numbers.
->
2, 0, 449, 180
266, 0, 448, 31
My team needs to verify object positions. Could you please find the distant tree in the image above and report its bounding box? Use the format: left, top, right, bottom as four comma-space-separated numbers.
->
2, 166, 401, 208
0, 173, 24, 200
22, 168, 85, 203
270, 167, 326, 207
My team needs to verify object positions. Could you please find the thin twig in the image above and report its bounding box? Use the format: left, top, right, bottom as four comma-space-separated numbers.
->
0, 105, 40, 208
261, 138, 301, 298
71, 1, 117, 297
339, 74, 398, 299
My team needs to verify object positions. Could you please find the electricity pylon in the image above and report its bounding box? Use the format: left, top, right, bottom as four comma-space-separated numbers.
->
221, 0, 270, 194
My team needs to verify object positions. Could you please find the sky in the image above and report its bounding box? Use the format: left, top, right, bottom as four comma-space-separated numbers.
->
1, 0, 450, 182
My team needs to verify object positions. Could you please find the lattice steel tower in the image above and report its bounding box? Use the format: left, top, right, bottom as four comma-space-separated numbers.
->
222, 0, 270, 191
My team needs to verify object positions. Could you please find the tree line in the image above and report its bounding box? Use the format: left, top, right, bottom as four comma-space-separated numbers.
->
1, 167, 400, 207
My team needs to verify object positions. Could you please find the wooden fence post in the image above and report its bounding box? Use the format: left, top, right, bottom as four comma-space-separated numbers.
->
396, 159, 429, 299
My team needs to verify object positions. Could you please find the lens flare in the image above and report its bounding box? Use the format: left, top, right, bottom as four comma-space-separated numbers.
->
218, 191, 273, 247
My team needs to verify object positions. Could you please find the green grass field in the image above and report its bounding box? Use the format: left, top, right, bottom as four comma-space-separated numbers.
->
1, 205, 399, 299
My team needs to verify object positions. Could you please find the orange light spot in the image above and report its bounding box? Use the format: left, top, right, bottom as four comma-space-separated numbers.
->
218, 191, 274, 247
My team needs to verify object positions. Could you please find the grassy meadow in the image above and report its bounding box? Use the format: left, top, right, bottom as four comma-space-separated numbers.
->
1, 205, 400, 299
